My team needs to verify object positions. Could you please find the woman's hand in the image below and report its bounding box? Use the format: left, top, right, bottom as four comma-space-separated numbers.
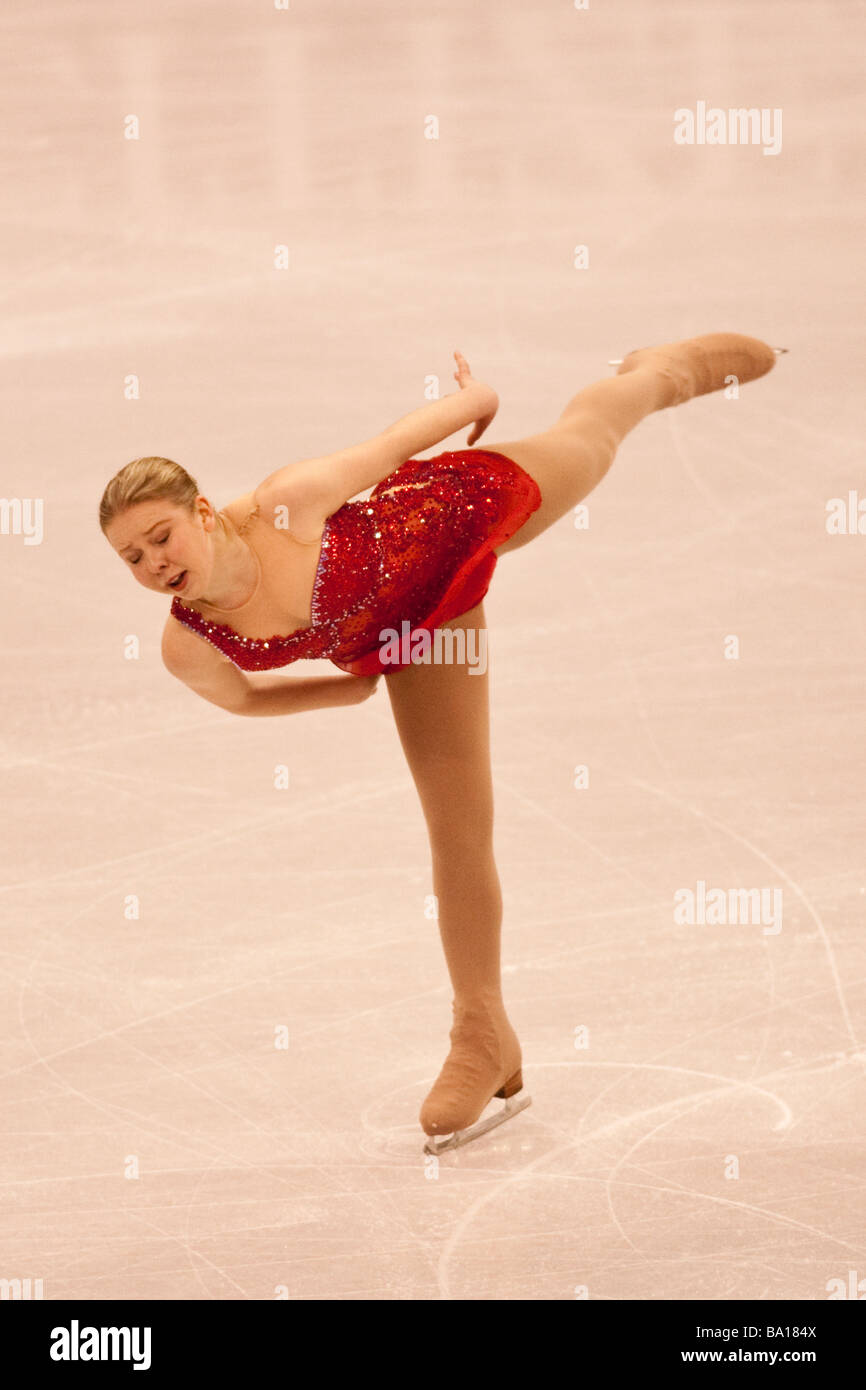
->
453, 350, 498, 446
347, 672, 382, 703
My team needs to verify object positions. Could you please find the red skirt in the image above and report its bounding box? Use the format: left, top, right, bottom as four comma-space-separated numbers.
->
326, 448, 542, 676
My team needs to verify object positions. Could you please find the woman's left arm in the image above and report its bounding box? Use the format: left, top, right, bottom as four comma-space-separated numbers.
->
255, 354, 498, 525
381, 353, 498, 457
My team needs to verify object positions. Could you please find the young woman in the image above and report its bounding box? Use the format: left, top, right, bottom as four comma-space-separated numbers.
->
100, 333, 782, 1154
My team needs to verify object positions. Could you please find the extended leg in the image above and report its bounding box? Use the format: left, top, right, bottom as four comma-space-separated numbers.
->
488, 367, 670, 554
489, 332, 779, 554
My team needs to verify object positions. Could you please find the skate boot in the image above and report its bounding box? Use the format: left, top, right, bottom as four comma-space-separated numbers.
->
420, 994, 531, 1155
611, 332, 786, 407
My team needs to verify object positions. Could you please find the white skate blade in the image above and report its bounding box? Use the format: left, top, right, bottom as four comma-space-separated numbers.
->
422, 1091, 532, 1156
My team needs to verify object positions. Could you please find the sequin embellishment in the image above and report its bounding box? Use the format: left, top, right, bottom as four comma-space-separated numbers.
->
170, 449, 541, 676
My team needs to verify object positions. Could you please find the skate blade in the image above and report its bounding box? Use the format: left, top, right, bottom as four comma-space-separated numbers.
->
422, 1092, 532, 1156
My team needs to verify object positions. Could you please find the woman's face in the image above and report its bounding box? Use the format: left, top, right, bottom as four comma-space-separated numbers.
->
105, 497, 215, 600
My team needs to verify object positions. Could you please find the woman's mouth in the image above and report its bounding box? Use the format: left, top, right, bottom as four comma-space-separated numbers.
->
167, 571, 188, 592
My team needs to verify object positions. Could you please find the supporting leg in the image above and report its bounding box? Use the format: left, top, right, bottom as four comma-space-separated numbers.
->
384, 602, 526, 1140
385, 601, 504, 1008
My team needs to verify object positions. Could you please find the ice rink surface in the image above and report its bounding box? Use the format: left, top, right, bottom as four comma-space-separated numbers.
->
1, 0, 864, 1300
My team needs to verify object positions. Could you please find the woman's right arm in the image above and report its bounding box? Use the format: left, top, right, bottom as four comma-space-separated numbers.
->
241, 670, 380, 716
162, 617, 379, 716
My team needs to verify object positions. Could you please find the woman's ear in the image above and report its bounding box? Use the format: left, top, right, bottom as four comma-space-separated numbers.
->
195, 496, 217, 530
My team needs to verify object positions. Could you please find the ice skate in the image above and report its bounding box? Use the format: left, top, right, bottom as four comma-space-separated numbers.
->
421, 996, 532, 1155
607, 332, 786, 406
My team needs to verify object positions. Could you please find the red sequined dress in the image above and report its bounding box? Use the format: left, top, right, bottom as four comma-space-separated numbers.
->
169, 449, 542, 676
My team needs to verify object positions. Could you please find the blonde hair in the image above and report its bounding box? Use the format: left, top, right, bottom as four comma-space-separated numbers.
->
98, 456, 201, 534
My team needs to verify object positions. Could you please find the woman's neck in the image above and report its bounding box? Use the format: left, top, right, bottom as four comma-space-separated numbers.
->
198, 515, 262, 611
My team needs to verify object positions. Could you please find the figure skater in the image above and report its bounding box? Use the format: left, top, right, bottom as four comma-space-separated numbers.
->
100, 332, 783, 1154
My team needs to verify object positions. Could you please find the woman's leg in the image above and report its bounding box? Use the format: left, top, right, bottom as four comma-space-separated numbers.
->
385, 599, 522, 1134
489, 333, 778, 554
385, 599, 503, 1007
489, 365, 668, 555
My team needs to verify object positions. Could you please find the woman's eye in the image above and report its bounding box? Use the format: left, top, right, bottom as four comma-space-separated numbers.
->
129, 534, 168, 564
